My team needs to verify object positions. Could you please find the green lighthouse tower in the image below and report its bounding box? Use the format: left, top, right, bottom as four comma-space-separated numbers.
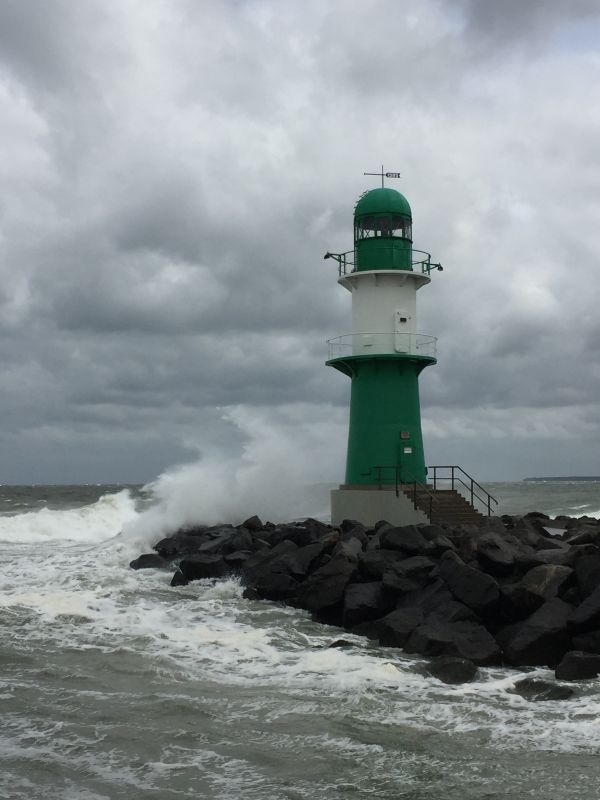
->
326, 172, 443, 526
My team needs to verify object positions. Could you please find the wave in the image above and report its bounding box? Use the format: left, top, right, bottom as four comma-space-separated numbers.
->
0, 490, 139, 545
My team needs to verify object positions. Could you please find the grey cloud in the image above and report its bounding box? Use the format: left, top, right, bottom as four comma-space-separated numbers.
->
0, 0, 599, 482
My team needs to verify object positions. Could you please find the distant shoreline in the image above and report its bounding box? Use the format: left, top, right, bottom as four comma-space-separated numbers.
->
523, 476, 600, 482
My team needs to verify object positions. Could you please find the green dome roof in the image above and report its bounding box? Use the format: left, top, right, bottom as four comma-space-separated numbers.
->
354, 188, 412, 219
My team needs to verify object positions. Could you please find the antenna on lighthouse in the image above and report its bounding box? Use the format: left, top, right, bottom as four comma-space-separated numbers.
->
363, 166, 401, 188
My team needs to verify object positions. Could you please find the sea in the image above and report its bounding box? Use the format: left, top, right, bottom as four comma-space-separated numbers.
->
1, 480, 600, 800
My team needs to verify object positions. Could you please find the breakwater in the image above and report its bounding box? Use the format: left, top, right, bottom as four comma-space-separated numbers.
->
132, 510, 600, 685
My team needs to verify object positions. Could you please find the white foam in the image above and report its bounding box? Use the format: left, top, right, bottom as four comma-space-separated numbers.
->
0, 489, 138, 544
121, 404, 344, 546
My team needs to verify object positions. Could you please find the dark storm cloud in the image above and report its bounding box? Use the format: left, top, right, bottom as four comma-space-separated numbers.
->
454, 0, 600, 43
1, 0, 600, 482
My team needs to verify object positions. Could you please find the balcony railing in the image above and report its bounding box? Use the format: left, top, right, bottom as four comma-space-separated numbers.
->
327, 332, 437, 359
324, 248, 442, 277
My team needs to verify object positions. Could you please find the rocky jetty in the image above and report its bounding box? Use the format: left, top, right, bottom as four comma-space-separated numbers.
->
130, 511, 600, 683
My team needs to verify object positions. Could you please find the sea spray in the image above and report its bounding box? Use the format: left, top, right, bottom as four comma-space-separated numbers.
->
122, 404, 346, 545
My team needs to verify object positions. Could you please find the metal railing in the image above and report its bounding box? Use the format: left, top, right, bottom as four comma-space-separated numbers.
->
364, 465, 440, 519
324, 248, 441, 277
327, 332, 437, 359
428, 465, 498, 516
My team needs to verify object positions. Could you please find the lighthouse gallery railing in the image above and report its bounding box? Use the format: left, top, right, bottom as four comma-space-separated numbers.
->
327, 332, 437, 359
326, 248, 439, 277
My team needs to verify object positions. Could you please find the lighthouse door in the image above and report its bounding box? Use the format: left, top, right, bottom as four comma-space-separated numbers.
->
394, 309, 410, 353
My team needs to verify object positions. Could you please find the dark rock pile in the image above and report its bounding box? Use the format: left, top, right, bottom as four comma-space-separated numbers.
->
130, 511, 600, 684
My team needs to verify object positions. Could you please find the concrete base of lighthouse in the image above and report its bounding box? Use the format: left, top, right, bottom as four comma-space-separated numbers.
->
331, 487, 429, 528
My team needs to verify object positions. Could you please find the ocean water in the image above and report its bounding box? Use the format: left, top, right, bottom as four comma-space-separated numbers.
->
0, 481, 599, 799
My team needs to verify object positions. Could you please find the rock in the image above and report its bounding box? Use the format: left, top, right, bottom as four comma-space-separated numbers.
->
333, 537, 365, 559
438, 551, 500, 615
572, 629, 600, 654
428, 600, 479, 624
568, 584, 600, 632
427, 656, 478, 684
520, 564, 574, 603
129, 553, 171, 570
376, 607, 426, 647
499, 582, 543, 623
530, 548, 573, 567
476, 532, 516, 576
511, 677, 574, 702
526, 511, 550, 520
574, 552, 600, 597
533, 535, 569, 551
504, 598, 572, 667
340, 519, 362, 533
242, 586, 260, 600
296, 553, 358, 616
242, 540, 298, 584
381, 556, 437, 593
405, 619, 501, 665
565, 528, 599, 546
154, 533, 204, 558
396, 578, 458, 615
357, 549, 405, 580
253, 571, 299, 600
179, 553, 230, 581
342, 582, 391, 627
555, 651, 600, 681
324, 639, 355, 648
198, 527, 253, 555
170, 569, 188, 587
340, 525, 369, 548
265, 524, 322, 549
242, 515, 264, 531
379, 525, 432, 555
223, 550, 253, 570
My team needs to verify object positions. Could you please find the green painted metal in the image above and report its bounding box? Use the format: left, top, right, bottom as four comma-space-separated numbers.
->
355, 188, 412, 218
354, 187, 413, 272
327, 354, 435, 485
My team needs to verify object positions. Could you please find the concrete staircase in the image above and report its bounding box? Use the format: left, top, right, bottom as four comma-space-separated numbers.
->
402, 487, 484, 526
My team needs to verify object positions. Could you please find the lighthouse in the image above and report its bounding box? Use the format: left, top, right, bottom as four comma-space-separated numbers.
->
326, 170, 443, 527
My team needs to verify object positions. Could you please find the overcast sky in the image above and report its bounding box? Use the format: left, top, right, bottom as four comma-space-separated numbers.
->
1, 0, 600, 486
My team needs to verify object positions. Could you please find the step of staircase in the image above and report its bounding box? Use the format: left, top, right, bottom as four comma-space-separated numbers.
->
401, 488, 484, 525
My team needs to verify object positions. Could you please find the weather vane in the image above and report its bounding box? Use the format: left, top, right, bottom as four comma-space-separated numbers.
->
364, 165, 401, 189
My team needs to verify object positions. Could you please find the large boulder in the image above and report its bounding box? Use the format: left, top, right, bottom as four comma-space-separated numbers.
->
198, 527, 253, 555
154, 532, 205, 558
555, 650, 600, 681
379, 525, 433, 555
404, 619, 501, 666
178, 553, 230, 582
498, 582, 543, 623
574, 552, 600, 597
568, 584, 600, 632
572, 628, 600, 654
129, 553, 171, 570
242, 540, 298, 584
342, 582, 391, 627
252, 571, 299, 601
381, 556, 437, 594
476, 532, 516, 576
296, 552, 358, 616
426, 657, 478, 684
511, 678, 574, 702
375, 607, 426, 647
357, 549, 405, 581
504, 598, 572, 666
438, 551, 500, 615
520, 564, 574, 604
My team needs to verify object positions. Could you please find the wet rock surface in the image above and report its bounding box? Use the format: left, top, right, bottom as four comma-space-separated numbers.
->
131, 511, 600, 679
